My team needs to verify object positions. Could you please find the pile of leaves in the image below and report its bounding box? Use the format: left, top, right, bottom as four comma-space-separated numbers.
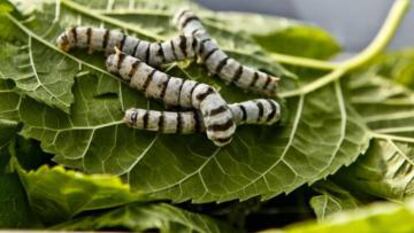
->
1, 0, 414, 232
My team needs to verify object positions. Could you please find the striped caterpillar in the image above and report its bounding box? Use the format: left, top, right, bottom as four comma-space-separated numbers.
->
173, 9, 280, 96
106, 50, 236, 146
57, 25, 279, 96
124, 99, 281, 134
56, 26, 199, 66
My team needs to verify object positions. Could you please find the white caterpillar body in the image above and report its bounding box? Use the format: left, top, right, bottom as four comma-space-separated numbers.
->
124, 98, 281, 134
124, 109, 204, 134
173, 10, 280, 96
106, 51, 236, 146
56, 26, 200, 66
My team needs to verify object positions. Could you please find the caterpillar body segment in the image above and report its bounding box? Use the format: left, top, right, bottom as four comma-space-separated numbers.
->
124, 108, 204, 134
56, 26, 201, 66
106, 51, 236, 147
124, 99, 281, 134
229, 99, 281, 125
174, 9, 280, 96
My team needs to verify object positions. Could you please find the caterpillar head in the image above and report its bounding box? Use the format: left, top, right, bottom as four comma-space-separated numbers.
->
123, 108, 138, 127
172, 8, 189, 28
105, 47, 123, 74
172, 8, 200, 30
56, 33, 71, 52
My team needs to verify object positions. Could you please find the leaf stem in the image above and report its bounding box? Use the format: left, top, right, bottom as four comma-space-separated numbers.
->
279, 0, 410, 98
371, 132, 414, 144
270, 53, 338, 70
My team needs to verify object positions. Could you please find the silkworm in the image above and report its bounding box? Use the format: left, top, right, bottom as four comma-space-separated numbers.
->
124, 99, 281, 134
173, 9, 280, 96
106, 50, 236, 146
56, 26, 200, 66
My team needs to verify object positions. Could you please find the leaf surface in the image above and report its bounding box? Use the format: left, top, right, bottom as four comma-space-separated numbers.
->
0, 173, 41, 228
310, 181, 360, 221
53, 202, 235, 233
18, 165, 148, 224
264, 198, 414, 233
331, 74, 414, 200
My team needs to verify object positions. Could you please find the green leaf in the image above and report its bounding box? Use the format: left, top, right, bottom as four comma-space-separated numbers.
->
266, 198, 414, 233
53, 202, 235, 233
2, 0, 372, 203
18, 165, 149, 224
0, 26, 77, 113
0, 119, 18, 150
0, 78, 19, 155
0, 0, 13, 14
375, 49, 414, 88
310, 181, 360, 221
333, 74, 414, 200
252, 24, 341, 60
0, 78, 21, 121
0, 173, 42, 228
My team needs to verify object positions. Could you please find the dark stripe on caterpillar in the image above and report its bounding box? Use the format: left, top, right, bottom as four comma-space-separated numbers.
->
70, 26, 77, 43
182, 16, 200, 29
266, 99, 277, 122
176, 112, 182, 133
200, 38, 212, 44
86, 27, 92, 49
158, 112, 164, 133
231, 65, 243, 83
203, 48, 219, 61
142, 110, 149, 129
189, 82, 200, 106
191, 36, 198, 54
249, 72, 259, 87
119, 34, 127, 51
179, 35, 187, 57
207, 119, 234, 132
214, 136, 232, 144
192, 28, 202, 36
160, 75, 171, 100
262, 75, 272, 91
145, 44, 151, 63
176, 9, 190, 24
142, 69, 157, 93
194, 110, 203, 132
157, 42, 165, 63
215, 57, 230, 75
102, 29, 110, 50
209, 105, 227, 117
196, 87, 215, 102
170, 40, 178, 60
256, 100, 264, 121
239, 105, 247, 122
132, 40, 141, 57
199, 38, 211, 54
117, 52, 126, 70
128, 60, 141, 78
176, 79, 185, 106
